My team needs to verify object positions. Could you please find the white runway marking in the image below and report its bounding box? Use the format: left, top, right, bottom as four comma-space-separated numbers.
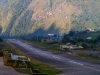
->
36, 50, 39, 52
42, 53, 47, 55
53, 56, 61, 59
69, 61, 100, 72
84, 66, 100, 72
69, 61, 84, 66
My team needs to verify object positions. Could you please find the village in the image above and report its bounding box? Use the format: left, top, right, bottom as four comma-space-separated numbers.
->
27, 29, 100, 59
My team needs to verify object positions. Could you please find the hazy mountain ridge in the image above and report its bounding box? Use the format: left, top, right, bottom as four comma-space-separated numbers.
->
0, 0, 100, 37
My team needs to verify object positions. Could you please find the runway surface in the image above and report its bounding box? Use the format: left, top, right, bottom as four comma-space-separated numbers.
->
8, 39, 100, 75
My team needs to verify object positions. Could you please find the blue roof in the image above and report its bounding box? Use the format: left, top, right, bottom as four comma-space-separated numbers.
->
12, 55, 25, 60
50, 36, 61, 40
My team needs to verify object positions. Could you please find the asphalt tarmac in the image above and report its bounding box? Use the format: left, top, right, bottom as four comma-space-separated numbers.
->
8, 39, 100, 75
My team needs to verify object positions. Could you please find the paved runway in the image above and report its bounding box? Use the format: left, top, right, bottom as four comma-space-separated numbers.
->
8, 39, 100, 75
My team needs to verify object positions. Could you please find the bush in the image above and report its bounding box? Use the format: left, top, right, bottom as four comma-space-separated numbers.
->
0, 52, 3, 57
82, 43, 89, 49
69, 40, 77, 44
0, 38, 3, 42
47, 41, 58, 44
62, 35, 71, 43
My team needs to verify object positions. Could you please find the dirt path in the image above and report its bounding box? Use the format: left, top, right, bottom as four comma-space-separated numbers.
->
0, 57, 28, 75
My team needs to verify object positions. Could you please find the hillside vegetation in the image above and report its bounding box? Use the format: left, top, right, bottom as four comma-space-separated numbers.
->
0, 0, 100, 37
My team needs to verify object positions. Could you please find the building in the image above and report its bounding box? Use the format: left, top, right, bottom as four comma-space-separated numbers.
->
48, 34, 62, 41
86, 37, 92, 40
10, 53, 31, 62
50, 36, 62, 41
60, 43, 83, 50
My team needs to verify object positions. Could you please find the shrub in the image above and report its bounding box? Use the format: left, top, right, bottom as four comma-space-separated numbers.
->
47, 41, 58, 44
82, 43, 89, 49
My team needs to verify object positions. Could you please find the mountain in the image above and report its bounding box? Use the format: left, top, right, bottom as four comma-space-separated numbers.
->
0, 0, 100, 37
0, 0, 8, 7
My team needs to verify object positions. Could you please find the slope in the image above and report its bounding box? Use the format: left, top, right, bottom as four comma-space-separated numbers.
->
0, 0, 100, 37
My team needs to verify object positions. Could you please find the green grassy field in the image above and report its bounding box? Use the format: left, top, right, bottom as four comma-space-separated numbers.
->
21, 39, 65, 53
15, 68, 31, 74
76, 54, 100, 62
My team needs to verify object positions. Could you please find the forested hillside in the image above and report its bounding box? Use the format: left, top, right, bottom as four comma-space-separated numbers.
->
0, 0, 100, 37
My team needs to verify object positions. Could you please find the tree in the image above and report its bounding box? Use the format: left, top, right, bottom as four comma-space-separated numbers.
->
82, 43, 89, 49
96, 35, 100, 41
70, 40, 77, 44
50, 0, 53, 8
77, 38, 84, 42
62, 35, 70, 43
68, 31, 75, 36
0, 38, 3, 42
